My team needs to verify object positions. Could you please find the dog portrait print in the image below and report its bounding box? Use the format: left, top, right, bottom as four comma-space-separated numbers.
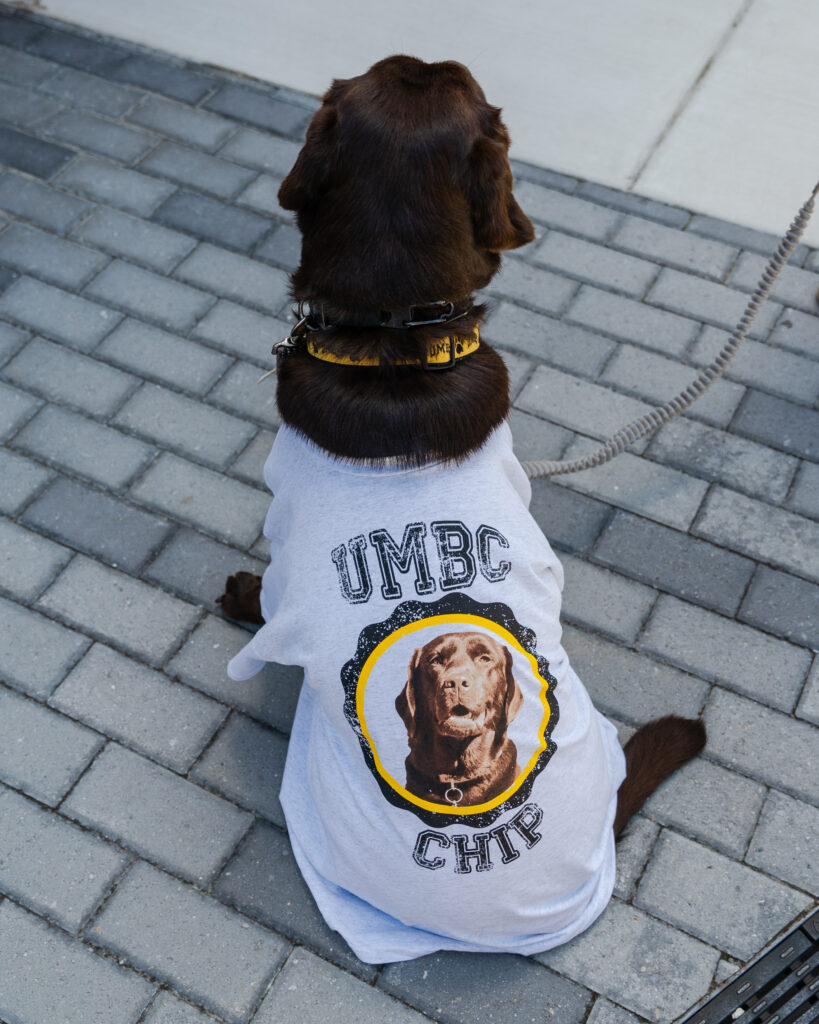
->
396, 632, 522, 807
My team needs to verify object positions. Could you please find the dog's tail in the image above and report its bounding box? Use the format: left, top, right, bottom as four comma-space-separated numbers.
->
613, 715, 706, 837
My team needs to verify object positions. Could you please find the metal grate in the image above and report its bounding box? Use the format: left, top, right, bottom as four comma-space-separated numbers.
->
678, 908, 819, 1024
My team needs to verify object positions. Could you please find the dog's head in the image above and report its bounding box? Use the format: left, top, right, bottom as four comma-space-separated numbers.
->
396, 631, 523, 745
278, 55, 534, 308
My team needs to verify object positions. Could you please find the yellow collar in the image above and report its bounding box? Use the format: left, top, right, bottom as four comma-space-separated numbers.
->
306, 327, 480, 369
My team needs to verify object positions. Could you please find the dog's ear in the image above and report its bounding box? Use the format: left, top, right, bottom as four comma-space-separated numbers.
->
502, 647, 523, 724
465, 123, 535, 253
396, 648, 422, 740
278, 96, 340, 213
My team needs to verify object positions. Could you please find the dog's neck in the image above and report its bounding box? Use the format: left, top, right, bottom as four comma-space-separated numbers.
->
275, 317, 510, 468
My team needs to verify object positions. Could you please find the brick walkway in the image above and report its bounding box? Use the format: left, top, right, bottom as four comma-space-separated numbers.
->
0, 9, 817, 1024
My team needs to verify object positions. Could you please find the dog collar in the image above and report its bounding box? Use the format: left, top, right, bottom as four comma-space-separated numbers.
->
305, 327, 480, 370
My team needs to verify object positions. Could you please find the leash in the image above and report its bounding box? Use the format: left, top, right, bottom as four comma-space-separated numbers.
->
520, 180, 819, 479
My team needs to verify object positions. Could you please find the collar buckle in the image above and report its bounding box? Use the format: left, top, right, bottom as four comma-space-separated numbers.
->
404, 300, 456, 327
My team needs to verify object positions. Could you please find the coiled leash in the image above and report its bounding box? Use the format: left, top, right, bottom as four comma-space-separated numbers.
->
520, 180, 819, 479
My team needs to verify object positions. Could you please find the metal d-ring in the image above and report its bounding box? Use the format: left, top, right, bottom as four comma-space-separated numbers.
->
444, 785, 463, 807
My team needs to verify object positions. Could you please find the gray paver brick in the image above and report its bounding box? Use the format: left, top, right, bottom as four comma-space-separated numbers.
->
797, 661, 819, 725
51, 643, 227, 772
487, 255, 578, 315
611, 215, 736, 278
731, 389, 819, 461
253, 220, 300, 269
0, 685, 102, 805
45, 107, 159, 163
0, 377, 40, 438
512, 160, 579, 193
206, 360, 282, 428
639, 594, 810, 711
704, 687, 819, 805
691, 325, 819, 405
38, 556, 200, 666
109, 54, 216, 104
63, 743, 251, 883
694, 485, 819, 583
235, 171, 284, 216
0, 122, 73, 177
2, 334, 136, 416
560, 553, 655, 643
166, 614, 302, 735
649, 416, 797, 505
0, 275, 122, 350
114, 381, 255, 468
593, 510, 754, 616
88, 860, 288, 1024
142, 991, 218, 1024
174, 241, 289, 313
84, 259, 215, 332
14, 404, 154, 489
0, 319, 28, 365
643, 758, 766, 859
229, 427, 275, 485
0, 447, 52, 515
0, 220, 108, 289
516, 365, 654, 442
38, 65, 141, 117
533, 230, 659, 297
529, 479, 612, 554
26, 22, 129, 74
0, 170, 92, 232
23, 475, 172, 573
144, 527, 266, 609
73, 205, 197, 272
514, 180, 620, 239
0, 900, 154, 1024
191, 712, 287, 826
380, 951, 589, 1024
484, 300, 615, 375
613, 815, 658, 900
140, 140, 257, 199
788, 461, 819, 521
635, 830, 810, 960
0, 80, 64, 127
600, 344, 744, 428
575, 183, 689, 228
746, 789, 819, 895
130, 451, 269, 548
215, 820, 374, 980
508, 408, 570, 463
0, 785, 128, 931
0, 594, 90, 698
647, 267, 780, 338
566, 284, 699, 356
563, 624, 708, 724
259, 949, 433, 1024
586, 997, 643, 1024
0, 42, 58, 87
555, 438, 709, 531
96, 317, 231, 393
204, 82, 310, 136
537, 899, 718, 1022
216, 126, 301, 174
769, 308, 819, 358
192, 300, 287, 362
686, 213, 804, 260
0, 516, 72, 601
739, 566, 819, 648
154, 188, 273, 251
729, 250, 819, 315
55, 154, 176, 215
127, 95, 236, 150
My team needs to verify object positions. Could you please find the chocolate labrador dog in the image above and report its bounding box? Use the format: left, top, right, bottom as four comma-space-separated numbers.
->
396, 632, 523, 807
220, 54, 705, 961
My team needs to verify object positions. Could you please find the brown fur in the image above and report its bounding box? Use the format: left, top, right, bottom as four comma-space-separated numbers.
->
220, 54, 706, 835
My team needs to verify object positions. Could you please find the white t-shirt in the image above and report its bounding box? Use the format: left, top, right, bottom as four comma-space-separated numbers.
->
228, 422, 626, 964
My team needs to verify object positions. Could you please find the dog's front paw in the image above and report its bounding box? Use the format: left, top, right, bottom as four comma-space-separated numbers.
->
218, 571, 264, 624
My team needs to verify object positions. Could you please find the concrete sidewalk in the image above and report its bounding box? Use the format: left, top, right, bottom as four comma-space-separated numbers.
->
0, 9, 817, 1024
